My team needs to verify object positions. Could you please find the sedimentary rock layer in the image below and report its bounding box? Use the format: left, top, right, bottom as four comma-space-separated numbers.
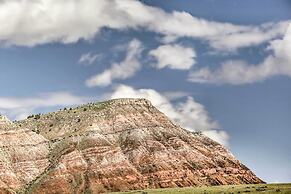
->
0, 98, 263, 193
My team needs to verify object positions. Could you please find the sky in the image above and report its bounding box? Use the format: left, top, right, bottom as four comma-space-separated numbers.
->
0, 0, 290, 183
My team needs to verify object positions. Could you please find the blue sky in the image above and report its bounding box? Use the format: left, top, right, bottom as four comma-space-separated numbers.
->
0, 0, 290, 183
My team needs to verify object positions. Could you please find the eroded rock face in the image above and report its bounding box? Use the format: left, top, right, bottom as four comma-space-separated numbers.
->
0, 115, 13, 130
0, 117, 50, 194
0, 99, 264, 193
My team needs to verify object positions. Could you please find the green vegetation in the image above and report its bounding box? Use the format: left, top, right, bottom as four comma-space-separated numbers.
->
111, 184, 291, 194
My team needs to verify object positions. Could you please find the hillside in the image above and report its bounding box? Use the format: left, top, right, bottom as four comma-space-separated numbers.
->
0, 98, 263, 193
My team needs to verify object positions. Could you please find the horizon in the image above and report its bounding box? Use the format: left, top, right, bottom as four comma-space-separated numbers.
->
0, 0, 290, 184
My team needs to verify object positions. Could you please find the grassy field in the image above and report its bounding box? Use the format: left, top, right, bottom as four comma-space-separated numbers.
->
111, 183, 291, 194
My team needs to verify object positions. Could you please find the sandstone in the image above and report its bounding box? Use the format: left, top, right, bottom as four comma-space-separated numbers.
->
0, 115, 13, 130
0, 98, 264, 193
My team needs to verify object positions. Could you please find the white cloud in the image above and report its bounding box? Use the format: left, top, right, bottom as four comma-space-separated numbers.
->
149, 44, 196, 70
208, 21, 289, 51
162, 91, 189, 100
0, 92, 92, 120
109, 84, 229, 146
0, 0, 288, 51
189, 23, 291, 84
268, 23, 291, 63
202, 130, 229, 147
85, 39, 143, 87
79, 52, 101, 65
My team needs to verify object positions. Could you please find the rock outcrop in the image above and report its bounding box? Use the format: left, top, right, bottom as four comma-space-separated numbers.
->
0, 115, 13, 130
0, 98, 263, 193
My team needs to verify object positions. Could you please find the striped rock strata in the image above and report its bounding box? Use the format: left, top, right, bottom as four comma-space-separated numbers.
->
0, 98, 263, 193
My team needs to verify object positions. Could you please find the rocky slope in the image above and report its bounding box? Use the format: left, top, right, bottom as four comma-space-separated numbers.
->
0, 98, 263, 193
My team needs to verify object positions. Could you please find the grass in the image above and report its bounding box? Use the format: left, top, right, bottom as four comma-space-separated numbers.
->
110, 183, 291, 194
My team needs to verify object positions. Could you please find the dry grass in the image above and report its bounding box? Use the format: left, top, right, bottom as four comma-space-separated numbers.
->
111, 183, 291, 194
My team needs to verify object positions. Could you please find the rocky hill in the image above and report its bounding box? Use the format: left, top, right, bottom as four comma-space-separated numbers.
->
0, 98, 263, 194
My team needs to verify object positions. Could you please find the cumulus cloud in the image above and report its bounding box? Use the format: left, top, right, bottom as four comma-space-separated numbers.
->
79, 52, 101, 65
202, 130, 229, 147
189, 23, 291, 84
109, 84, 229, 146
0, 92, 92, 120
0, 0, 288, 51
86, 39, 143, 87
149, 44, 196, 70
